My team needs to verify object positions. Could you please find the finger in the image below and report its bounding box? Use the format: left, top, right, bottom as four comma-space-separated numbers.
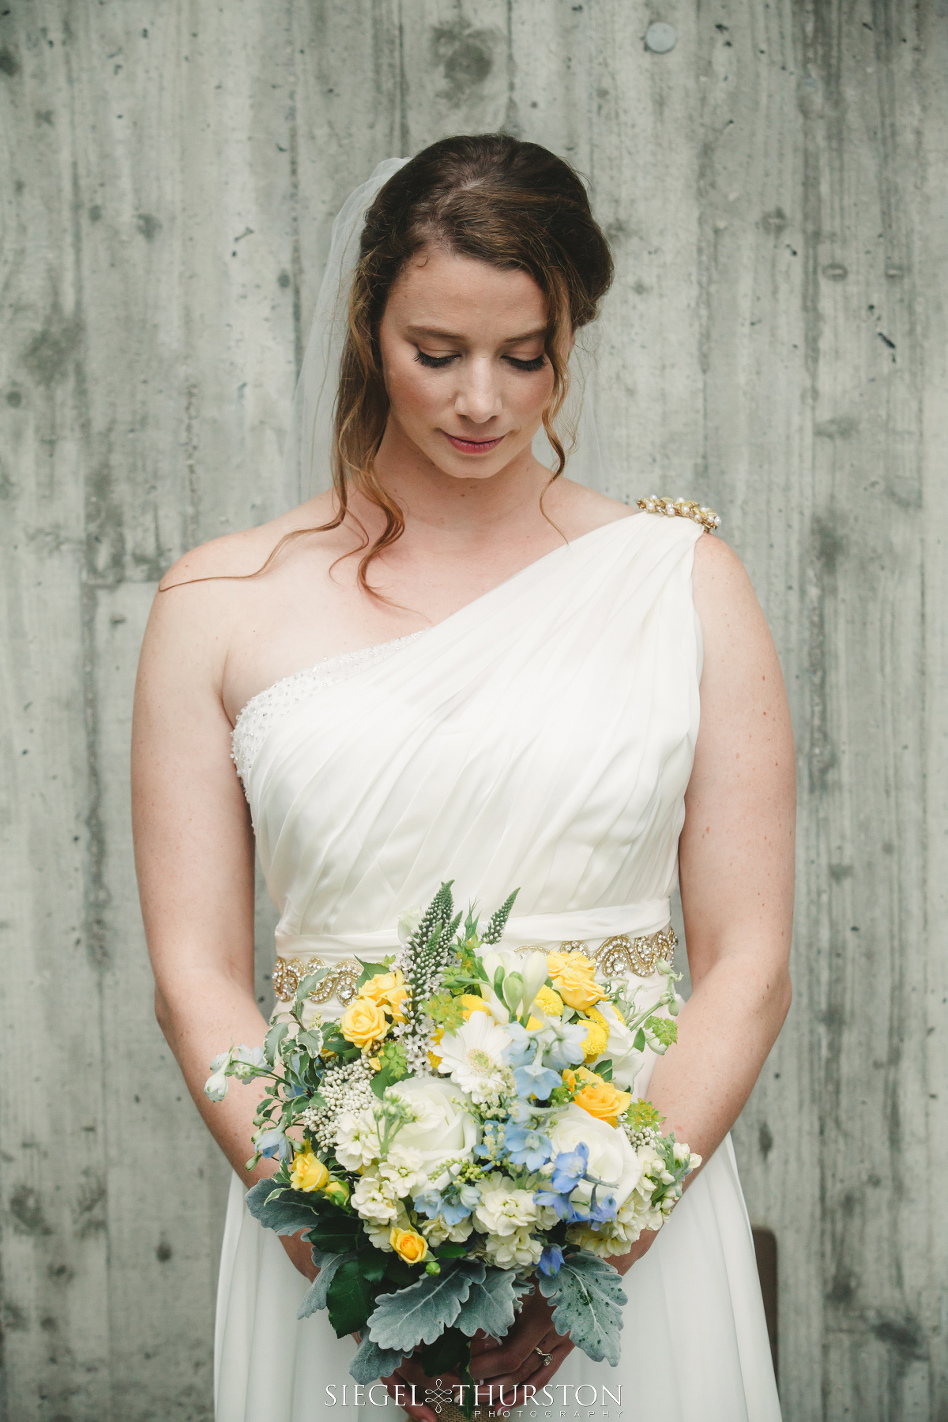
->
489, 1340, 574, 1406
490, 1337, 573, 1394
470, 1325, 550, 1382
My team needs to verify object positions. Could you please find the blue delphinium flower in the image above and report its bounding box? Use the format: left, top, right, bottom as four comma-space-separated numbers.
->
474, 1120, 506, 1163
538, 1243, 565, 1276
256, 1127, 292, 1160
504, 1123, 552, 1171
513, 1044, 562, 1100
541, 1020, 587, 1070
550, 1143, 589, 1192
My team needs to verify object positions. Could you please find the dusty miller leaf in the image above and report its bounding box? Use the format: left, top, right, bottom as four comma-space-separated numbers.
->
366, 1260, 486, 1351
454, 1266, 532, 1340
537, 1251, 626, 1365
349, 1335, 408, 1384
245, 1182, 322, 1236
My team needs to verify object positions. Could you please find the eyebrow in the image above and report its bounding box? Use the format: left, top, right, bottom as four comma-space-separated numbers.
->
405, 324, 547, 345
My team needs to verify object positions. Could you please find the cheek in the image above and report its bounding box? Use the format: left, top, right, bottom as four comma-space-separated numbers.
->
383, 352, 441, 421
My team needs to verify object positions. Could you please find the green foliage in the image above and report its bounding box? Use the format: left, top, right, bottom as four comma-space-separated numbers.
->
646, 1015, 678, 1048
308, 1210, 363, 1255
420, 1325, 471, 1378
349, 1336, 407, 1385
367, 1260, 486, 1351
327, 1257, 379, 1337
624, 1098, 665, 1132
356, 957, 395, 991
370, 1040, 410, 1098
590, 1058, 613, 1082
426, 992, 465, 1030
293, 966, 330, 1020
297, 1250, 356, 1318
454, 1265, 530, 1340
263, 1021, 289, 1066
537, 1251, 626, 1366
245, 1182, 323, 1237
481, 888, 519, 945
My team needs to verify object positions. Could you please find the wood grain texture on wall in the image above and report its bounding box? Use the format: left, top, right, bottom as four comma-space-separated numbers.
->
0, 3, 944, 1419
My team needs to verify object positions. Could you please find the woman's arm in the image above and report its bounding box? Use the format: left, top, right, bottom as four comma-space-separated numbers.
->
470, 531, 795, 1396
131, 560, 316, 1278
643, 531, 795, 1173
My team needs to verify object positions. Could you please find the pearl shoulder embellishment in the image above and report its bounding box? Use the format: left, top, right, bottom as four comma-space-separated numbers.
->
637, 496, 721, 533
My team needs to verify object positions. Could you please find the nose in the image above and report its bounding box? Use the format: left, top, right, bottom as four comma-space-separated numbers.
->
453, 357, 503, 425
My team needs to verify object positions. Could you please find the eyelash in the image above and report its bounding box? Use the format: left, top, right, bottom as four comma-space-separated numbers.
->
414, 351, 547, 373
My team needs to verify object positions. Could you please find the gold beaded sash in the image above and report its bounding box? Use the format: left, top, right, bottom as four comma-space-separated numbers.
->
519, 923, 677, 979
272, 923, 676, 1009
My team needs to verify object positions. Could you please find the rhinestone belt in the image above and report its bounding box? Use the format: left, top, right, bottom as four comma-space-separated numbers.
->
519, 923, 677, 979
272, 924, 676, 1009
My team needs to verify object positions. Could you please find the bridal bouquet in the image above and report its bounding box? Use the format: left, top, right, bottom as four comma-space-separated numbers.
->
207, 883, 699, 1401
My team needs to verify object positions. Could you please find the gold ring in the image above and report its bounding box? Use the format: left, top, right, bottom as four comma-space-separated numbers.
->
534, 1346, 553, 1367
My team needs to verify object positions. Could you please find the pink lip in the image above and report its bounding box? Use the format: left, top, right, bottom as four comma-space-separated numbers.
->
443, 432, 505, 454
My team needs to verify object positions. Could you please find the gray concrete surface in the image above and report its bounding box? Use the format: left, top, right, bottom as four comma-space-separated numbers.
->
1, 3, 946, 1418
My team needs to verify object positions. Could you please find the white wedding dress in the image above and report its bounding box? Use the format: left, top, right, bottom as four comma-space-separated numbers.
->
214, 512, 782, 1422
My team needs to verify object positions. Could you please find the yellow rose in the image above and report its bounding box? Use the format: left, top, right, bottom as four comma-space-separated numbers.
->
340, 997, 389, 1049
390, 1227, 429, 1265
359, 970, 409, 1022
562, 1065, 600, 1094
578, 1007, 610, 1062
290, 1145, 330, 1193
573, 1077, 632, 1128
533, 985, 564, 1017
546, 952, 607, 1011
460, 993, 492, 1020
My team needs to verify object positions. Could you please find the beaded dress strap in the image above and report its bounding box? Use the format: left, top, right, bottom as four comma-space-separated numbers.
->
637, 495, 721, 533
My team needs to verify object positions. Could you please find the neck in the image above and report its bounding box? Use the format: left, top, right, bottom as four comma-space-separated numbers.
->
364, 418, 556, 546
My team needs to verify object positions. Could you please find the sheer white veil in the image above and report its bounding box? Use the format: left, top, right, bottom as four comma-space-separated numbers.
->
279, 155, 608, 513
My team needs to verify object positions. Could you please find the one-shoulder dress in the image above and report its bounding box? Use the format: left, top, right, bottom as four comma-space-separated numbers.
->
214, 512, 782, 1422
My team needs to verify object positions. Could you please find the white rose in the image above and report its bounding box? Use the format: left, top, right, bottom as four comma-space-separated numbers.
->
593, 1002, 645, 1089
547, 1103, 644, 1208
387, 1077, 479, 1169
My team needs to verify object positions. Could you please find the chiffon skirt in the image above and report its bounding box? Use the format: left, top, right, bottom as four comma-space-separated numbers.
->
214, 1135, 781, 1422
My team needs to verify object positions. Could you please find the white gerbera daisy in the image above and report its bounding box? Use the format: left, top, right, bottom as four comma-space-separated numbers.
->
436, 1013, 511, 1103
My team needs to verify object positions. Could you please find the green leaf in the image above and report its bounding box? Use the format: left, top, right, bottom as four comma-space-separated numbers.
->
366, 1260, 486, 1351
349, 1336, 407, 1385
591, 1059, 613, 1082
293, 967, 330, 1018
432, 1242, 469, 1259
327, 1257, 378, 1337
383, 1255, 417, 1290
297, 1250, 356, 1318
421, 1325, 471, 1377
537, 1251, 626, 1365
356, 957, 395, 989
632, 1028, 646, 1052
357, 1250, 388, 1284
245, 1182, 322, 1237
454, 1266, 531, 1340
296, 1028, 324, 1058
263, 1021, 289, 1066
309, 1212, 363, 1254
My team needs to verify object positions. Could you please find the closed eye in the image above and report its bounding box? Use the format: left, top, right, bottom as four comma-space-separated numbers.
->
414, 350, 547, 372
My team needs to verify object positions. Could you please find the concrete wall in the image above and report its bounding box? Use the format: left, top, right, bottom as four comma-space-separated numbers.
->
1, 3, 945, 1418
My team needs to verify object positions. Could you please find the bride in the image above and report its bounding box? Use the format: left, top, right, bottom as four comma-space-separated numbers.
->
133, 134, 793, 1422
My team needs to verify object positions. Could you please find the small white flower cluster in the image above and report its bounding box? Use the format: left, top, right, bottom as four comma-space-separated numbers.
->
298, 1057, 376, 1153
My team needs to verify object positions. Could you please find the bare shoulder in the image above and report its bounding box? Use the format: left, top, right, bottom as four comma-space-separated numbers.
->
140, 494, 338, 685
691, 532, 766, 636
547, 478, 637, 535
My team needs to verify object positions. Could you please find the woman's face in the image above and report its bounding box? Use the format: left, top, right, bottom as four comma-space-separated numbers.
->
377, 246, 559, 481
